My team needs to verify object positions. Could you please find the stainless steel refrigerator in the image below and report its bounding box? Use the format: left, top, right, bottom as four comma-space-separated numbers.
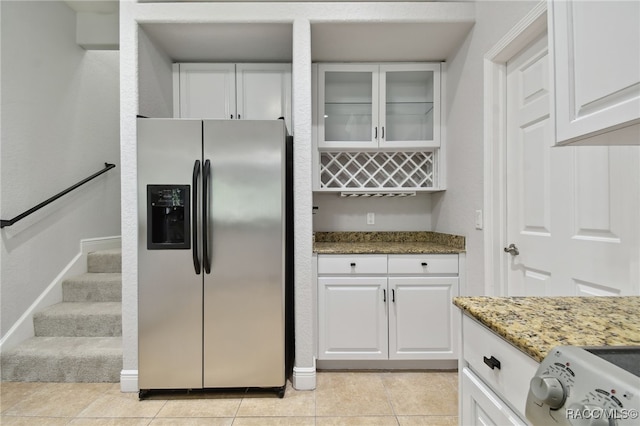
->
137, 118, 293, 398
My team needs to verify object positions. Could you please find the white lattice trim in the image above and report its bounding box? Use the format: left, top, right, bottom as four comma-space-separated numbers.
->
319, 151, 435, 190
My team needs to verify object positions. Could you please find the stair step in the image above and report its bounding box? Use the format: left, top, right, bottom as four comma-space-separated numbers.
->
87, 248, 121, 273
33, 302, 122, 337
0, 336, 122, 382
62, 273, 122, 302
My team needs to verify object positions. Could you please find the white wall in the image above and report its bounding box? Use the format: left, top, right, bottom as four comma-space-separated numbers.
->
432, 0, 540, 296
313, 193, 432, 231
0, 0, 120, 337
138, 28, 173, 118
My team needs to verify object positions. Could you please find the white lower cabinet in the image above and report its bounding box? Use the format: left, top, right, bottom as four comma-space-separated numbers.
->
389, 277, 458, 359
318, 276, 388, 360
317, 254, 459, 361
459, 315, 538, 425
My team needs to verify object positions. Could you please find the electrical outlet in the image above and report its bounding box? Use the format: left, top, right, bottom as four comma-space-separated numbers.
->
475, 210, 483, 230
367, 212, 375, 225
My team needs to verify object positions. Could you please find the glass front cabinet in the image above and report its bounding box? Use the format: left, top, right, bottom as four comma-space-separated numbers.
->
318, 63, 441, 150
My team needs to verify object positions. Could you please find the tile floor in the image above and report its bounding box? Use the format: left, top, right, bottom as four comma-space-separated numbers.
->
1, 371, 458, 425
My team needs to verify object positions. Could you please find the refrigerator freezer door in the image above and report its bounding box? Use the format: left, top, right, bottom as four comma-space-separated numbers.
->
203, 120, 286, 388
137, 118, 204, 390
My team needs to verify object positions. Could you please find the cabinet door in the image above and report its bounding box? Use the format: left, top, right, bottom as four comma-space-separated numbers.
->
551, 0, 640, 144
461, 368, 528, 426
388, 277, 458, 360
236, 63, 292, 131
318, 276, 388, 360
379, 63, 441, 149
174, 63, 236, 119
318, 64, 379, 149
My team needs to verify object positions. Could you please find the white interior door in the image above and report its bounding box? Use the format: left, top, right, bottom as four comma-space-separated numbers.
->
505, 33, 558, 296
505, 34, 640, 296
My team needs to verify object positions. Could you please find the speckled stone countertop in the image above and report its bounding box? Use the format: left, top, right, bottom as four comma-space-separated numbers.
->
313, 231, 465, 254
454, 296, 640, 362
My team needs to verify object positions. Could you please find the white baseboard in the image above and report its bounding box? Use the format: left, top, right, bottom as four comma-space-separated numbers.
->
316, 359, 458, 370
120, 369, 139, 392
0, 236, 121, 353
292, 365, 317, 391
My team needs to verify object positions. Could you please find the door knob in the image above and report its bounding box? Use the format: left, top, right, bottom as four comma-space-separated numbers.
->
504, 243, 519, 256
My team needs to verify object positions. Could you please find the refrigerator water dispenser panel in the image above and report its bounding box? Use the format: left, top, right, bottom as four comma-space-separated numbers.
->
147, 185, 190, 250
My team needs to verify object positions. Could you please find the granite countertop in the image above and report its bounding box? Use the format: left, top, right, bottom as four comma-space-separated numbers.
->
454, 296, 640, 362
313, 231, 465, 254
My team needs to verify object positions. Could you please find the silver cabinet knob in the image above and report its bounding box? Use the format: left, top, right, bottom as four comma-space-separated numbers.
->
504, 243, 519, 256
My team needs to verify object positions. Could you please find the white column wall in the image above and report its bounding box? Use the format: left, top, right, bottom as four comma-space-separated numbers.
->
292, 17, 315, 390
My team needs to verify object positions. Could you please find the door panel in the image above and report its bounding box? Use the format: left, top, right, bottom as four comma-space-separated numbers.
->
202, 120, 286, 387
137, 118, 203, 389
318, 277, 388, 360
506, 35, 640, 296
506, 34, 555, 296
177, 63, 236, 119
389, 277, 457, 359
520, 121, 550, 235
236, 64, 291, 130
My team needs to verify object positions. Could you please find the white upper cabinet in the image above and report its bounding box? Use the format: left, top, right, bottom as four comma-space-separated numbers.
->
379, 64, 441, 149
174, 63, 292, 131
175, 63, 236, 120
550, 0, 640, 145
236, 64, 292, 125
318, 63, 441, 150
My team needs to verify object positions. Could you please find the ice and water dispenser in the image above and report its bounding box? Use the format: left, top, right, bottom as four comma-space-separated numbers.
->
147, 185, 190, 249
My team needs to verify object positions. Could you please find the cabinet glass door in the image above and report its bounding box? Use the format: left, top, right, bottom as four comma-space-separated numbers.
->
380, 64, 441, 148
319, 65, 378, 148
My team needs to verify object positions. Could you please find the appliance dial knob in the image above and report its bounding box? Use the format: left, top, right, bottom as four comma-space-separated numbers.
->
567, 403, 617, 426
530, 376, 566, 409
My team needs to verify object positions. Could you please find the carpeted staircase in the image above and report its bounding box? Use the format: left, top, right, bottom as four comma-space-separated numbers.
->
1, 249, 122, 382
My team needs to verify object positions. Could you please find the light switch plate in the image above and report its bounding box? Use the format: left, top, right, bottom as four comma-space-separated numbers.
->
367, 212, 375, 225
475, 210, 483, 230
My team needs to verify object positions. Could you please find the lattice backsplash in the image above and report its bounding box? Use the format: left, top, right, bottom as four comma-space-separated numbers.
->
319, 151, 436, 190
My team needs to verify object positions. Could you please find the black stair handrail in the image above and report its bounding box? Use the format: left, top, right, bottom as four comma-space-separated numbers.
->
0, 162, 116, 229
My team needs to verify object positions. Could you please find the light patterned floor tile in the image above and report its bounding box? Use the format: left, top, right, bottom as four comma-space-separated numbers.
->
1, 370, 461, 424
316, 372, 394, 417
155, 397, 242, 418
236, 382, 315, 417
2, 383, 112, 417
0, 416, 71, 426
149, 418, 233, 426
382, 372, 458, 416
232, 417, 315, 426
316, 416, 400, 425
0, 382, 47, 413
397, 416, 458, 426
68, 418, 153, 426
77, 385, 167, 418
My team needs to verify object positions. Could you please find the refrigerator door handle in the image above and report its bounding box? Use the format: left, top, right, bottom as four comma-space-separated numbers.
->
192, 160, 201, 275
202, 159, 212, 274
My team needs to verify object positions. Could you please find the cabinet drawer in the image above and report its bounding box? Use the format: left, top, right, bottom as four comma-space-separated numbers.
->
318, 255, 387, 275
462, 315, 538, 415
388, 254, 458, 274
